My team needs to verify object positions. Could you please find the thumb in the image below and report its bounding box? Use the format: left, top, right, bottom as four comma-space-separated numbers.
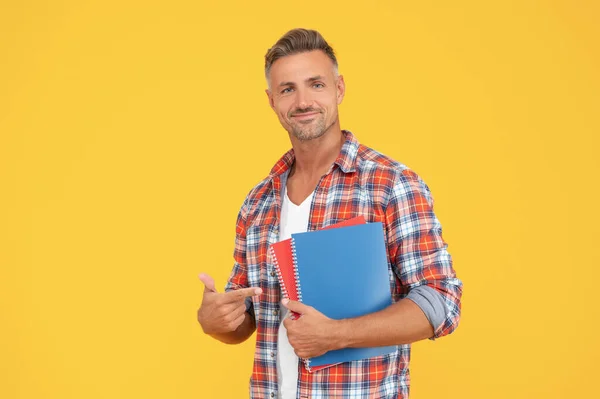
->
281, 299, 312, 314
198, 273, 217, 293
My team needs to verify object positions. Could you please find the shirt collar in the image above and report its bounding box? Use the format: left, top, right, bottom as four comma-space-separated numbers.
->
269, 130, 359, 178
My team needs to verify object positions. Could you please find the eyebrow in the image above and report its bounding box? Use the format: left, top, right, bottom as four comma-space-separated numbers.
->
278, 75, 325, 87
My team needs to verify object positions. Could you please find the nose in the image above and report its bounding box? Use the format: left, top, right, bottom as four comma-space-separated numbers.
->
295, 88, 313, 110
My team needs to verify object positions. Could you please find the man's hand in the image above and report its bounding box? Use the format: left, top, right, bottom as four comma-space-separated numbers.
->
282, 299, 339, 359
197, 273, 261, 335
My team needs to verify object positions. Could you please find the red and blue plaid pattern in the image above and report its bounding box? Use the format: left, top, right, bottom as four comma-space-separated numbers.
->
225, 130, 462, 398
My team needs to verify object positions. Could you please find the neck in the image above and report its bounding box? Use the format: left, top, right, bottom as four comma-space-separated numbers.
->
288, 122, 345, 181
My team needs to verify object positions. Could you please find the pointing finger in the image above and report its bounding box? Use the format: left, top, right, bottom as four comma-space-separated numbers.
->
223, 287, 262, 303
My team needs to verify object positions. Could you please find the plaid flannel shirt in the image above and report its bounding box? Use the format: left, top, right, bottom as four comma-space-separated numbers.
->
225, 130, 462, 399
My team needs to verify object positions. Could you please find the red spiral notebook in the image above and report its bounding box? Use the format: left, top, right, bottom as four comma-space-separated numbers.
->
269, 215, 366, 372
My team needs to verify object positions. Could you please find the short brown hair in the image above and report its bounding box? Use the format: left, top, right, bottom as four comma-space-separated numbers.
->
264, 28, 338, 80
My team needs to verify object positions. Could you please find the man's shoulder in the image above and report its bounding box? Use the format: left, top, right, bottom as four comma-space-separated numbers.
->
355, 143, 422, 185
240, 175, 273, 208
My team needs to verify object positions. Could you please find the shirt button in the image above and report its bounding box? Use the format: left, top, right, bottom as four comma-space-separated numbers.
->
273, 309, 279, 316
271, 352, 275, 358
270, 271, 276, 277
270, 393, 275, 398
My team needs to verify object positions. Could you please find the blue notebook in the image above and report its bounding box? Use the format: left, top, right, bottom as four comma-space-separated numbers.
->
290, 222, 397, 371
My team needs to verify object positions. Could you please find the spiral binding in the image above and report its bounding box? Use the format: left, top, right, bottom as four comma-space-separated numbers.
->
291, 237, 312, 371
290, 237, 303, 303
269, 245, 289, 301
303, 358, 313, 372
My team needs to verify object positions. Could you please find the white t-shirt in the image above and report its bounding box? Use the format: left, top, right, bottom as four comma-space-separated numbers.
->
277, 185, 314, 399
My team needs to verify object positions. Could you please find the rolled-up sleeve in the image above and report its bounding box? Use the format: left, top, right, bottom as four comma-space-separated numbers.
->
384, 169, 463, 339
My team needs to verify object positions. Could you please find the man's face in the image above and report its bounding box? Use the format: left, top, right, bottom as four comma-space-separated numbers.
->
266, 50, 345, 142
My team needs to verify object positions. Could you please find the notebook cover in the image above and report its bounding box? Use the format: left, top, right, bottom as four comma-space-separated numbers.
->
270, 215, 367, 317
269, 216, 366, 372
290, 222, 396, 369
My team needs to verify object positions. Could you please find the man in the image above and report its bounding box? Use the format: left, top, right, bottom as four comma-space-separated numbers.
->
197, 28, 462, 399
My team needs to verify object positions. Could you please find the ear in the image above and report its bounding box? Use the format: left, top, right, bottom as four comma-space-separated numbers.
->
265, 89, 275, 110
336, 75, 346, 105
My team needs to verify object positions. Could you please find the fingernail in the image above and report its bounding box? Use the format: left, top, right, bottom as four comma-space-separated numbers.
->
282, 298, 289, 305
254, 288, 262, 295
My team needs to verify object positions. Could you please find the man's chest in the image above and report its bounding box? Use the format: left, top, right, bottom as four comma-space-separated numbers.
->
244, 178, 390, 306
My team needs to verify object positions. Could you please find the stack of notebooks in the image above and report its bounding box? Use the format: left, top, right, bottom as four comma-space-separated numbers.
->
269, 216, 396, 372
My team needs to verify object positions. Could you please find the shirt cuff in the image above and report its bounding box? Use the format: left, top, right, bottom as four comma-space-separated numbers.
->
405, 285, 447, 338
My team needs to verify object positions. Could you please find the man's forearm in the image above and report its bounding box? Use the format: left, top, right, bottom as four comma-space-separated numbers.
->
333, 298, 434, 349
209, 311, 256, 345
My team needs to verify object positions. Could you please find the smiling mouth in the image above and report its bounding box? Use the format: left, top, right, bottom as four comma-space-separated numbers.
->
292, 112, 320, 119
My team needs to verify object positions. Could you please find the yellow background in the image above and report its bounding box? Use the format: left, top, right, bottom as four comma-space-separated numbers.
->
1, 1, 599, 398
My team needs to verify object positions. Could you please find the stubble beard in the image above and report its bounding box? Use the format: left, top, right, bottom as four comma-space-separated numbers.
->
289, 114, 330, 142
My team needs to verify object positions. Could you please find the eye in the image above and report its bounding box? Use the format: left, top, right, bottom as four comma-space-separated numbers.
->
281, 87, 293, 94
313, 83, 324, 89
